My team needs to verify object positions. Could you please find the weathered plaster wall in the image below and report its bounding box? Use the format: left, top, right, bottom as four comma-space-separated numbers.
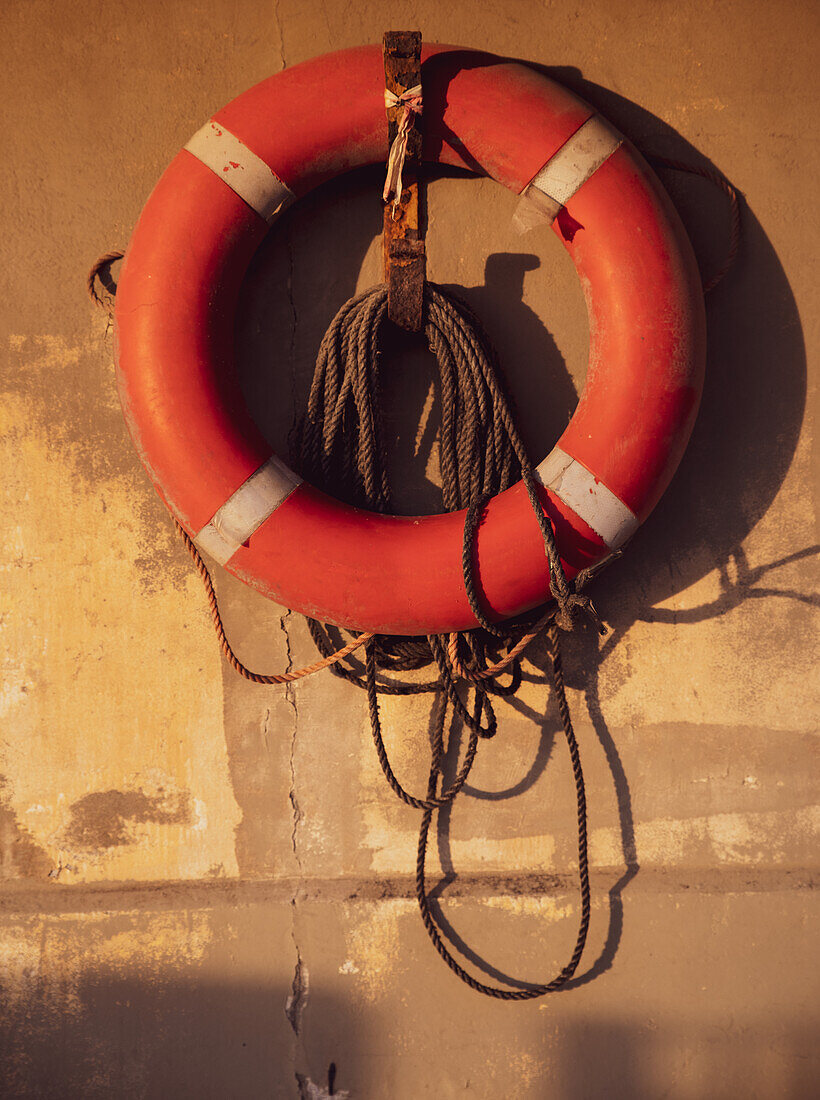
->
1, 0, 817, 1096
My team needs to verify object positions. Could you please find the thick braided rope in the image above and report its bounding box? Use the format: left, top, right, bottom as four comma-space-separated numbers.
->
414, 623, 590, 998
296, 283, 583, 639
447, 608, 554, 681
296, 282, 592, 997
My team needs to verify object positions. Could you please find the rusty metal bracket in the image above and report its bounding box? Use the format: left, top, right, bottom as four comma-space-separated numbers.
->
383, 30, 425, 331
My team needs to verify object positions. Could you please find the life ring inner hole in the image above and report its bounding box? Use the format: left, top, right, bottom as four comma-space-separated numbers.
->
233, 162, 589, 516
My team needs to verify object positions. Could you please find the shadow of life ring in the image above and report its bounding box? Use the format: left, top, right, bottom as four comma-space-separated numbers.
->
114, 44, 705, 636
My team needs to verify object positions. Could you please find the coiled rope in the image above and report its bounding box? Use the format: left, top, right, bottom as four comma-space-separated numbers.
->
89, 153, 739, 998
289, 281, 595, 997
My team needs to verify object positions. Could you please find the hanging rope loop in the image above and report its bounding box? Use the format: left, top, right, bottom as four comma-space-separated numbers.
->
292, 279, 591, 996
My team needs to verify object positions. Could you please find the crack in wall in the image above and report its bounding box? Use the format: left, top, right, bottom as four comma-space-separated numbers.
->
279, 608, 311, 1093
282, 610, 300, 870
262, 707, 271, 754
285, 951, 308, 1035
273, 0, 287, 71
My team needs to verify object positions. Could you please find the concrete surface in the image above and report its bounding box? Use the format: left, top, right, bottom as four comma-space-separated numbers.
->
1, 0, 817, 1096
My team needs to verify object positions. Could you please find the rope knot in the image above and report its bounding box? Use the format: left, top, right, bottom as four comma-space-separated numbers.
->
553, 591, 603, 634
383, 84, 423, 216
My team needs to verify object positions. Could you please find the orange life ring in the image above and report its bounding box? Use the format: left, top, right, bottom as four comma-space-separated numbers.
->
115, 45, 705, 635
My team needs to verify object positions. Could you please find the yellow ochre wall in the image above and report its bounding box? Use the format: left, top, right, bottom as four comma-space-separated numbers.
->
1, 1, 817, 1096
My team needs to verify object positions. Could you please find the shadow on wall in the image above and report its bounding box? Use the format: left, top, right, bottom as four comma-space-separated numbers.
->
1, 968, 816, 1098
550, 1018, 819, 1100
0, 972, 350, 1099
231, 60, 812, 995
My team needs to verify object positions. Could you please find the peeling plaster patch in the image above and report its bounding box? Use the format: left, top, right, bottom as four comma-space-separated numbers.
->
596, 428, 818, 734
0, 909, 214, 1016
598, 594, 820, 730
61, 786, 192, 850
3, 335, 125, 484
4, 335, 193, 594
90, 910, 215, 974
191, 797, 208, 832
450, 834, 558, 873
671, 96, 727, 116
509, 1052, 542, 1090
0, 925, 71, 1014
481, 895, 574, 921
0, 391, 241, 882
0, 775, 52, 879
297, 1079, 350, 1100
7, 333, 83, 370
0, 674, 31, 718
364, 807, 819, 879
364, 818, 559, 875
343, 898, 417, 1000
590, 806, 820, 868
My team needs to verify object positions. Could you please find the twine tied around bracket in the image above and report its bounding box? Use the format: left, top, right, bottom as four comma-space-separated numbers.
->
383, 84, 423, 215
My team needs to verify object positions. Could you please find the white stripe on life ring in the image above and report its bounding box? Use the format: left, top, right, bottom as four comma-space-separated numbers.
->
536, 446, 638, 550
184, 120, 295, 223
529, 115, 622, 209
195, 455, 303, 565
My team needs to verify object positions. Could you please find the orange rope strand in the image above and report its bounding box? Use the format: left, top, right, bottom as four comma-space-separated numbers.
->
175, 520, 372, 684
